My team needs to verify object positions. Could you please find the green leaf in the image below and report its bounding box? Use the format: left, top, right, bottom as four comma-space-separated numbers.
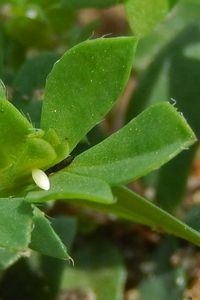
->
0, 98, 32, 170
0, 136, 57, 197
0, 98, 65, 196
41, 37, 137, 152
60, 240, 126, 300
91, 186, 200, 247
0, 249, 21, 271
40, 217, 77, 298
125, 0, 177, 38
0, 198, 32, 270
30, 207, 69, 260
26, 172, 114, 204
0, 198, 32, 251
68, 102, 196, 185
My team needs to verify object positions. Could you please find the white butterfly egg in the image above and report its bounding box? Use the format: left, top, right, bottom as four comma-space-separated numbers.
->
32, 169, 50, 191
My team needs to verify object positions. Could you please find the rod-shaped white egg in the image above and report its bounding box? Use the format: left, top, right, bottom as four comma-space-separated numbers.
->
32, 169, 50, 190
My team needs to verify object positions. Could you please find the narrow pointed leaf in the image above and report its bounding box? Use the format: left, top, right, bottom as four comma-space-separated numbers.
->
26, 172, 114, 204
30, 207, 69, 260
41, 37, 137, 152
86, 186, 200, 247
68, 102, 196, 185
40, 217, 77, 298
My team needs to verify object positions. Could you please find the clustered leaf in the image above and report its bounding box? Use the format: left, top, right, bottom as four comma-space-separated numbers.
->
0, 36, 199, 269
